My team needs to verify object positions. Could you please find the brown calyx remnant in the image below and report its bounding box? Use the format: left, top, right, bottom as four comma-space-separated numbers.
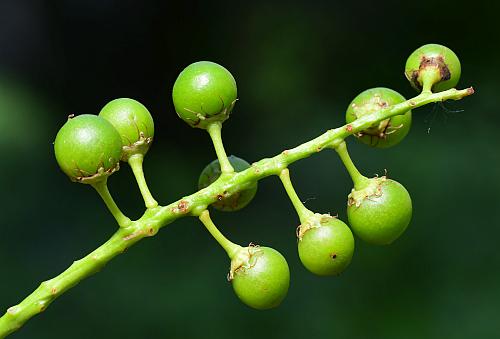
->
122, 132, 153, 161
227, 244, 263, 281
348, 176, 386, 207
296, 213, 336, 240
408, 55, 451, 91
74, 162, 120, 185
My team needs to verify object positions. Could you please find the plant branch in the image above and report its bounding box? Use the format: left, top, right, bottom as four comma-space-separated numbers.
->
0, 86, 473, 338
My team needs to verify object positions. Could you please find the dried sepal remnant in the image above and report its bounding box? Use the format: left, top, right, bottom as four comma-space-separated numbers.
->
348, 176, 387, 208
296, 213, 335, 240
73, 162, 121, 185
407, 54, 451, 91
228, 244, 263, 281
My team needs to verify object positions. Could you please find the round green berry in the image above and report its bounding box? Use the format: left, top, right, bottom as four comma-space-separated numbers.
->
98, 98, 154, 160
54, 114, 122, 184
230, 246, 290, 310
405, 43, 461, 92
198, 156, 257, 212
346, 88, 412, 148
172, 61, 237, 129
297, 214, 355, 276
347, 177, 412, 245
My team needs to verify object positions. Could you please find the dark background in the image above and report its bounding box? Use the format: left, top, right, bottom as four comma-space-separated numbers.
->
0, 1, 499, 338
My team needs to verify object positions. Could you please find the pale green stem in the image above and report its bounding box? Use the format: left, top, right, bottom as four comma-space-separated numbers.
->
0, 86, 473, 338
128, 154, 158, 209
91, 179, 131, 227
279, 169, 314, 222
199, 210, 241, 259
419, 68, 441, 93
206, 122, 234, 173
334, 141, 370, 190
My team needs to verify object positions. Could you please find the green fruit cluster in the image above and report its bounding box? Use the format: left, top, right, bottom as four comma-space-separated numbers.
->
54, 98, 155, 183
50, 43, 464, 312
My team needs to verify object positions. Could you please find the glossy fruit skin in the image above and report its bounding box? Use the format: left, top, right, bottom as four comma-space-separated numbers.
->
98, 98, 154, 161
172, 61, 237, 129
198, 156, 257, 211
298, 215, 355, 276
405, 43, 461, 92
231, 246, 290, 310
346, 87, 411, 148
347, 178, 412, 245
54, 114, 122, 183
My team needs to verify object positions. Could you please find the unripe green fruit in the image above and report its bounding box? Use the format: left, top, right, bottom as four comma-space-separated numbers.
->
54, 114, 123, 184
230, 246, 290, 310
346, 88, 412, 148
405, 43, 461, 92
347, 177, 412, 245
98, 98, 154, 160
198, 156, 257, 212
297, 214, 355, 276
172, 61, 237, 129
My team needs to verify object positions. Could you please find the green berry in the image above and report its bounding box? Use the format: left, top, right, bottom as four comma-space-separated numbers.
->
98, 98, 154, 160
54, 114, 122, 184
297, 214, 355, 276
172, 61, 237, 129
347, 177, 412, 245
405, 43, 461, 92
198, 156, 257, 212
346, 88, 412, 148
229, 246, 290, 310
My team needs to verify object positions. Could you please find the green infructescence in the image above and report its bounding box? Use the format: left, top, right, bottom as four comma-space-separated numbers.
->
0, 85, 473, 338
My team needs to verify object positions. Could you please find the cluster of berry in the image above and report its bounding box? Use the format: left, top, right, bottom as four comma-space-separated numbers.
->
51, 44, 462, 311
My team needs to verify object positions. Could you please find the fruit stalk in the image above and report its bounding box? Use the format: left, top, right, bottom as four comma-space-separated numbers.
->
206, 122, 234, 173
0, 86, 473, 338
198, 210, 241, 258
333, 141, 369, 189
279, 168, 314, 222
91, 179, 131, 227
128, 153, 158, 209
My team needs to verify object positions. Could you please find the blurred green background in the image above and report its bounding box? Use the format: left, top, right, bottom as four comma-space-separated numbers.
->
0, 1, 499, 338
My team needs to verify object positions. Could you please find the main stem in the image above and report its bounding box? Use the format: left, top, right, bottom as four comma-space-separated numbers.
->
0, 87, 473, 338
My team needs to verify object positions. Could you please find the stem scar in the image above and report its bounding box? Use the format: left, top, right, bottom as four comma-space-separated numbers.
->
172, 200, 189, 214
123, 230, 144, 241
